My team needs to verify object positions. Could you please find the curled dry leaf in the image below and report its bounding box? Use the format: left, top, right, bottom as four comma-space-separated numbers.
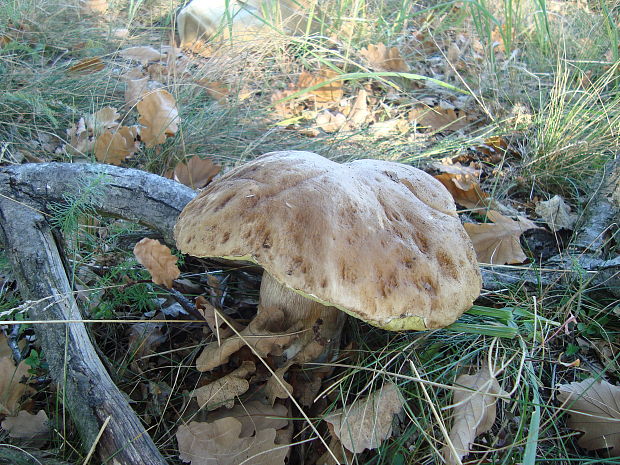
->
344, 89, 370, 128
137, 89, 180, 147
66, 117, 94, 155
409, 105, 469, 132
1, 410, 49, 439
324, 381, 404, 453
176, 416, 289, 465
68, 57, 105, 74
442, 367, 508, 465
133, 238, 180, 288
94, 126, 140, 165
535, 195, 577, 231
192, 361, 256, 411
464, 210, 540, 264
171, 156, 221, 189
434, 173, 489, 210
360, 43, 410, 72
557, 378, 620, 454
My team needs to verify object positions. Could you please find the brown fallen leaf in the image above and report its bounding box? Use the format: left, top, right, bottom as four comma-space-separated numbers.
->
94, 126, 140, 165
360, 43, 410, 72
196, 79, 230, 104
123, 70, 149, 108
409, 105, 469, 132
265, 365, 293, 405
297, 68, 343, 106
176, 416, 289, 465
133, 238, 180, 288
535, 195, 577, 231
128, 319, 167, 361
68, 57, 105, 74
464, 210, 540, 264
434, 173, 489, 210
557, 378, 620, 454
66, 117, 94, 155
171, 156, 221, 189
207, 401, 289, 437
119, 46, 164, 64
0, 351, 34, 416
137, 89, 180, 147
1, 410, 49, 439
192, 361, 256, 411
87, 106, 120, 135
442, 367, 508, 465
79, 0, 108, 13
316, 110, 346, 133
344, 88, 370, 128
316, 437, 354, 465
370, 118, 409, 138
324, 381, 404, 453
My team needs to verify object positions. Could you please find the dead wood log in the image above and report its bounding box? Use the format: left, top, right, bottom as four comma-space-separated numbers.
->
0, 163, 194, 465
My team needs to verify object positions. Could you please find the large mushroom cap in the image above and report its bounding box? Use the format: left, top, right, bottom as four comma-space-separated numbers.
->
174, 151, 481, 330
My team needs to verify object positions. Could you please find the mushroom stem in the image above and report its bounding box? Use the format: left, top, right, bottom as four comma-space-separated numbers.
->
258, 272, 346, 363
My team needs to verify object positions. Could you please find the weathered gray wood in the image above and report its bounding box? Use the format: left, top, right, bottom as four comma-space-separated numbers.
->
0, 199, 167, 465
0, 163, 196, 465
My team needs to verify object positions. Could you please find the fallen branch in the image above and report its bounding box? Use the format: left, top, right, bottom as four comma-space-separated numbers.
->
0, 163, 194, 465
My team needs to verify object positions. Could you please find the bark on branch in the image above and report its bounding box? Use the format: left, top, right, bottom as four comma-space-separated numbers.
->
0, 163, 194, 465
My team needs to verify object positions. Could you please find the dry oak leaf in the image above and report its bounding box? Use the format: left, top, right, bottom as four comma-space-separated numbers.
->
68, 57, 105, 74
557, 378, 620, 454
324, 381, 404, 453
0, 354, 34, 416
360, 43, 410, 72
66, 117, 94, 155
119, 46, 164, 64
196, 79, 230, 104
265, 365, 293, 405
206, 401, 289, 437
442, 367, 508, 465
316, 110, 346, 133
1, 410, 49, 439
133, 238, 180, 288
86, 106, 120, 135
171, 156, 221, 189
434, 173, 489, 210
192, 361, 256, 411
297, 69, 343, 105
137, 89, 180, 147
79, 0, 108, 13
177, 416, 289, 465
94, 126, 139, 165
464, 210, 540, 264
409, 105, 469, 132
535, 195, 577, 232
123, 70, 149, 108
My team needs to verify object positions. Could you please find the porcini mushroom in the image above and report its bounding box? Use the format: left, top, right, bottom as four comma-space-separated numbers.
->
174, 151, 481, 372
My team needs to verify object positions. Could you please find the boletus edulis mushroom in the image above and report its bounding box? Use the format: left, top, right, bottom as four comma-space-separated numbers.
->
174, 151, 481, 372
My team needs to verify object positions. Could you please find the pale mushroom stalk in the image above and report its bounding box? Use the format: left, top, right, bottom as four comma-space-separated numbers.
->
195, 272, 346, 371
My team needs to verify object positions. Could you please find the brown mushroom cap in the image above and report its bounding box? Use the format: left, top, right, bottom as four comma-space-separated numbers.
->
174, 151, 481, 330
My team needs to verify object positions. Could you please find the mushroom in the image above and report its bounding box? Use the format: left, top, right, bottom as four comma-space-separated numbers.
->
174, 151, 481, 372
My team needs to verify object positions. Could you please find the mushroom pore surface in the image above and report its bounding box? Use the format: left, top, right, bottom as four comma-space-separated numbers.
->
174, 151, 481, 330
